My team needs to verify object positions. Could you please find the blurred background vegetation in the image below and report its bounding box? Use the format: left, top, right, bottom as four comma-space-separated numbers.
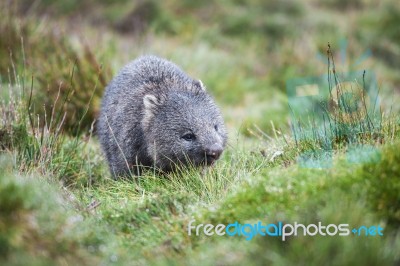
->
1, 0, 399, 135
0, 0, 399, 265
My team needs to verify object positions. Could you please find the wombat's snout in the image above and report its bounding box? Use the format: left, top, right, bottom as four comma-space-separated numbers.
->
205, 143, 223, 164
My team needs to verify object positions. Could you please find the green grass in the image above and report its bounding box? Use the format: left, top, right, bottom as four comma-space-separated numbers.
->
1, 78, 399, 264
1, 0, 400, 265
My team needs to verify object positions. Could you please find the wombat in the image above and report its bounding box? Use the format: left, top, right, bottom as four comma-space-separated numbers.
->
97, 55, 227, 178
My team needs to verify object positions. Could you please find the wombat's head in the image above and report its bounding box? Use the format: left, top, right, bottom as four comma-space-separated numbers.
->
142, 82, 227, 172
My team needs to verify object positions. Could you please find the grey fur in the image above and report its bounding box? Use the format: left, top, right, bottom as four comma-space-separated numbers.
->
97, 55, 227, 178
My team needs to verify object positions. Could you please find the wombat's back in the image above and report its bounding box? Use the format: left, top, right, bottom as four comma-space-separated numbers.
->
104, 55, 192, 97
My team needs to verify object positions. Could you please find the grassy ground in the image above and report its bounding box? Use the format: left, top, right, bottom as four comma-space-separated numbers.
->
1, 0, 400, 265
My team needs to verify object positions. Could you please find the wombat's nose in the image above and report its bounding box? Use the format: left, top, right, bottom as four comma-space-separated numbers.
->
205, 144, 223, 162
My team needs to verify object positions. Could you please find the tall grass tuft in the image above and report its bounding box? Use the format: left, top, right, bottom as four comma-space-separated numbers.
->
288, 44, 397, 164
0, 4, 111, 134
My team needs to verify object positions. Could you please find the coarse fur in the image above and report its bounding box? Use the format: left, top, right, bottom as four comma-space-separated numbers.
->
97, 55, 227, 178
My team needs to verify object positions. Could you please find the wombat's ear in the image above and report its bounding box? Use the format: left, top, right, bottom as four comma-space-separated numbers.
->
142, 94, 162, 129
143, 94, 161, 110
193, 80, 206, 91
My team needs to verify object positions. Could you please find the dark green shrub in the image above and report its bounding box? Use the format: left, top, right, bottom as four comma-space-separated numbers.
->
360, 141, 400, 225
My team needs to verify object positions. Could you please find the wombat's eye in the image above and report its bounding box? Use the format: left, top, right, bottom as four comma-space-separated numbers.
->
182, 133, 196, 141
214, 125, 218, 131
